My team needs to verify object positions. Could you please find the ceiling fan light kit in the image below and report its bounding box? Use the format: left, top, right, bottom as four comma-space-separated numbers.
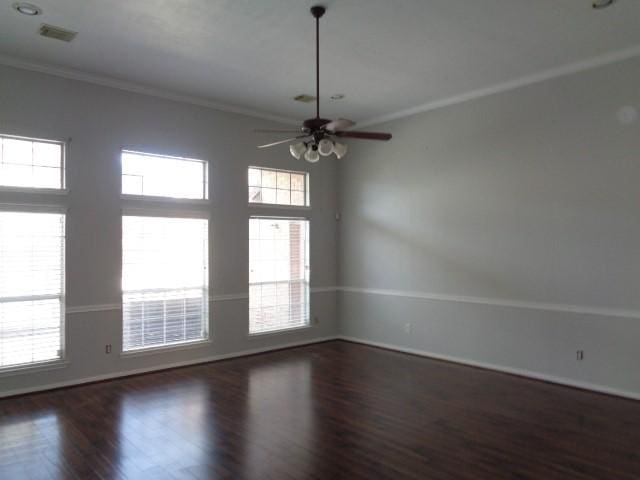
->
255, 5, 392, 162
289, 142, 307, 160
304, 145, 320, 163
318, 138, 334, 156
333, 142, 348, 160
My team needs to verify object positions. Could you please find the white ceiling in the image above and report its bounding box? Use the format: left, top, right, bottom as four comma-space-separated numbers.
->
1, 0, 639, 125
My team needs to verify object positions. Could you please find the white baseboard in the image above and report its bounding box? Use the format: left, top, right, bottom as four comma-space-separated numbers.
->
0, 335, 338, 398
7, 335, 637, 402
338, 335, 640, 402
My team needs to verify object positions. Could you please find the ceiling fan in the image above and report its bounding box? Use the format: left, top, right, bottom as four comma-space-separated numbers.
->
254, 5, 392, 163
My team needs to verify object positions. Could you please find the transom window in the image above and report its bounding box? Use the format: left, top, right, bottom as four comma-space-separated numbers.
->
249, 217, 310, 335
248, 167, 309, 207
0, 134, 65, 190
121, 150, 208, 200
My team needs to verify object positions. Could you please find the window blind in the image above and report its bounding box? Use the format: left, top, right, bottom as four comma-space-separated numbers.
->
249, 218, 309, 334
0, 211, 65, 369
122, 216, 209, 351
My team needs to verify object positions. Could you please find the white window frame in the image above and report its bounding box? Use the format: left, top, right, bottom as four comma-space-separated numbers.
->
120, 149, 209, 202
248, 166, 310, 209
120, 148, 211, 355
248, 215, 311, 337
0, 204, 67, 375
121, 209, 210, 354
0, 133, 67, 194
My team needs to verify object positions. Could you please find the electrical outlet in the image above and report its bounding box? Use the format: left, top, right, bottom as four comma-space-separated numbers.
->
105, 344, 112, 354
576, 350, 584, 361
313, 316, 320, 325
404, 323, 412, 334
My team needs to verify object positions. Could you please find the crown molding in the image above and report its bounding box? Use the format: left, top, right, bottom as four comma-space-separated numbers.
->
0, 54, 299, 126
3, 44, 640, 131
357, 44, 640, 128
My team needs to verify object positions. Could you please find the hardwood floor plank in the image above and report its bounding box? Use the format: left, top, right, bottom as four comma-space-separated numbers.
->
1, 340, 639, 479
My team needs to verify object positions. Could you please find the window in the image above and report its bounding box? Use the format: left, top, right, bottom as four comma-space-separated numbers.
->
0, 211, 65, 369
248, 167, 309, 207
122, 216, 209, 351
249, 217, 309, 335
121, 150, 208, 200
0, 134, 65, 190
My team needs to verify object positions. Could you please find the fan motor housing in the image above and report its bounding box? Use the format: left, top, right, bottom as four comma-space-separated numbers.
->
303, 118, 332, 131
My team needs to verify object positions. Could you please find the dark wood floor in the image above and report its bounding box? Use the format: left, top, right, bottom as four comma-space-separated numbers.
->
1, 341, 640, 479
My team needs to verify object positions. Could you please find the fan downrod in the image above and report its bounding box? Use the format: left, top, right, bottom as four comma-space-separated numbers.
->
254, 3, 392, 153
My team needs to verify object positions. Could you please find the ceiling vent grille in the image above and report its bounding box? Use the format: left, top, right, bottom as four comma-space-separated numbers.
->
39, 24, 77, 42
293, 94, 317, 103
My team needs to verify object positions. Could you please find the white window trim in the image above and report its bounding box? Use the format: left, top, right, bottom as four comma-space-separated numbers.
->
248, 166, 311, 208
250, 214, 311, 221
0, 133, 67, 191
121, 194, 210, 206
0, 186, 68, 196
120, 338, 212, 358
121, 206, 210, 219
247, 324, 314, 339
0, 358, 69, 378
0, 133, 67, 375
0, 203, 67, 214
121, 149, 209, 201
120, 214, 210, 354
248, 203, 311, 211
0, 210, 67, 373
248, 215, 311, 336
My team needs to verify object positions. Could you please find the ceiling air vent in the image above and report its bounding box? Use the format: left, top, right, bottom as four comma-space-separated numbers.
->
293, 94, 316, 103
39, 24, 77, 42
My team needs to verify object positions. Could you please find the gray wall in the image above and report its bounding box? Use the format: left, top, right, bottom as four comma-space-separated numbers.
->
339, 57, 640, 397
0, 65, 338, 396
2, 55, 639, 399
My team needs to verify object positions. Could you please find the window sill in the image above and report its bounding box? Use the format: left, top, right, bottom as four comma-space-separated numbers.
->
121, 194, 210, 205
0, 186, 68, 195
248, 324, 314, 339
248, 203, 311, 211
0, 359, 69, 378
120, 339, 212, 358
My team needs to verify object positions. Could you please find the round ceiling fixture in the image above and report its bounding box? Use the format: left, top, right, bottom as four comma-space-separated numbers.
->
330, 94, 346, 100
592, 0, 616, 9
12, 2, 42, 15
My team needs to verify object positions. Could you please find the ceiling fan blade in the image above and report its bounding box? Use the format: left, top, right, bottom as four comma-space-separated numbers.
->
257, 135, 309, 149
254, 129, 305, 134
334, 131, 392, 141
323, 118, 356, 132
